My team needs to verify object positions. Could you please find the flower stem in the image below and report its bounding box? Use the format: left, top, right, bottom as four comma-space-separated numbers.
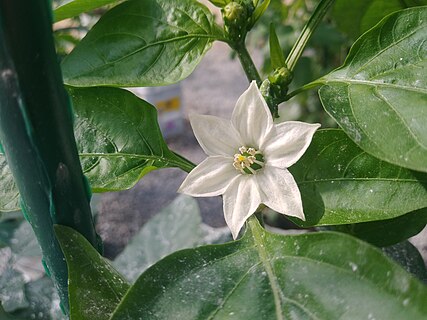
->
281, 79, 323, 102
234, 42, 262, 86
285, 0, 335, 72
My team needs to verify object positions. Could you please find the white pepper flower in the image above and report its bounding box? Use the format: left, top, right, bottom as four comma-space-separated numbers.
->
178, 81, 320, 239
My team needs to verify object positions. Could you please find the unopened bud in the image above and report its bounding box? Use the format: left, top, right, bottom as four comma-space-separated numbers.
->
223, 2, 246, 23
268, 66, 293, 86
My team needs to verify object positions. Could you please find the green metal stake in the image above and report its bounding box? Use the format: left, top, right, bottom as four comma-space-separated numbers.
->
0, 0, 101, 314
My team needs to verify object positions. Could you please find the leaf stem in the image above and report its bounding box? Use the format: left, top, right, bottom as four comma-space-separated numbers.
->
233, 42, 262, 86
247, 215, 284, 320
285, 0, 335, 72
282, 79, 323, 102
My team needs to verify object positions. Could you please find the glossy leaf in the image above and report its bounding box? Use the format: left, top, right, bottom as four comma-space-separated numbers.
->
53, 0, 120, 22
333, 0, 427, 39
269, 23, 285, 69
55, 225, 130, 320
383, 241, 427, 283
69, 86, 193, 191
111, 217, 427, 319
288, 129, 427, 226
0, 154, 19, 212
331, 208, 427, 247
61, 0, 222, 87
0, 87, 194, 211
318, 7, 427, 172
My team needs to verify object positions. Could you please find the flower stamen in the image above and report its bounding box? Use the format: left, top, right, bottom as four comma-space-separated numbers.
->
233, 146, 264, 174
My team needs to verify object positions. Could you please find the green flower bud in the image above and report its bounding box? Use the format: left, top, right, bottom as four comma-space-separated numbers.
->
268, 66, 293, 86
223, 2, 246, 23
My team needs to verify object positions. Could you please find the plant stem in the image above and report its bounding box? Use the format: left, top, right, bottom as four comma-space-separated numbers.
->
234, 42, 262, 86
282, 79, 323, 102
285, 0, 335, 72
0, 0, 101, 314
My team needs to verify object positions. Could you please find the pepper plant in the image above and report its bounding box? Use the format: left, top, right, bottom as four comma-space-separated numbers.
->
0, 0, 427, 319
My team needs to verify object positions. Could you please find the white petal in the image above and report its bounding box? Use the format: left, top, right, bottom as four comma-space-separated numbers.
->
178, 156, 239, 197
257, 166, 305, 220
189, 113, 243, 156
262, 121, 320, 168
231, 81, 273, 148
223, 176, 261, 239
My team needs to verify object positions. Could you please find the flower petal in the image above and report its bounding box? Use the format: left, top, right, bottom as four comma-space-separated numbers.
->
262, 121, 320, 168
223, 176, 261, 239
257, 166, 305, 220
231, 81, 273, 148
178, 156, 239, 197
189, 113, 243, 156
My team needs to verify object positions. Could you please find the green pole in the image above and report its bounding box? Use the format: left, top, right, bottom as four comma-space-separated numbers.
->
0, 0, 101, 314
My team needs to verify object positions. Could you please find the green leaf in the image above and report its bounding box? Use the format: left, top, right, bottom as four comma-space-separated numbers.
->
269, 24, 285, 69
0, 154, 19, 213
318, 7, 427, 172
383, 241, 427, 283
333, 0, 427, 39
288, 129, 427, 226
53, 0, 120, 23
69, 86, 193, 191
331, 208, 427, 247
251, 0, 271, 28
55, 225, 130, 320
61, 0, 222, 87
111, 217, 427, 319
0, 87, 194, 211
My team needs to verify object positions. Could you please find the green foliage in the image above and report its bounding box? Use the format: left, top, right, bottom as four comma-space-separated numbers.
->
331, 208, 427, 247
110, 218, 427, 319
61, 0, 223, 87
53, 0, 120, 22
333, 0, 427, 39
289, 129, 427, 226
69, 87, 193, 191
318, 7, 427, 172
55, 225, 130, 320
0, 87, 193, 212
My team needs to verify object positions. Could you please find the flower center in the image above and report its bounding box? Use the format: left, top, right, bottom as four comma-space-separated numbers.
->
233, 146, 264, 174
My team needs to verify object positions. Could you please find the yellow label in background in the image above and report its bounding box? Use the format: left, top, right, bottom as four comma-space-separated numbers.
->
156, 97, 181, 112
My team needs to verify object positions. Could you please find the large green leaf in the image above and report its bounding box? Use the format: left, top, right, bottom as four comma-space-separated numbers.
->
55, 225, 130, 320
61, 0, 222, 87
0, 87, 193, 211
288, 129, 427, 226
333, 0, 427, 39
54, 0, 120, 22
110, 217, 427, 319
331, 208, 427, 247
318, 7, 427, 172
70, 86, 193, 191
